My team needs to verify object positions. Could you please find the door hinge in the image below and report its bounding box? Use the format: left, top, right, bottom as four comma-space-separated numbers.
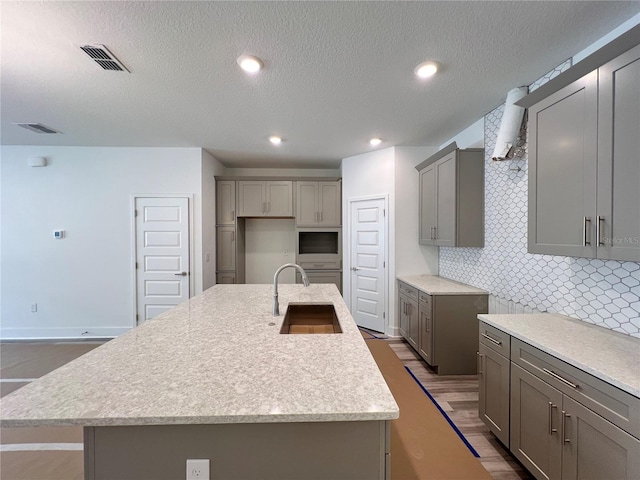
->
136, 314, 139, 321
135, 209, 138, 217
383, 209, 386, 217
135, 262, 138, 269
383, 312, 386, 319
383, 261, 386, 268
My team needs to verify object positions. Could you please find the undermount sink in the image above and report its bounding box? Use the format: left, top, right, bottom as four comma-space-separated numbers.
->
279, 303, 342, 334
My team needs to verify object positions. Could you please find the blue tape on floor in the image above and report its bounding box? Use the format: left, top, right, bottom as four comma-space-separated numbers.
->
404, 366, 481, 458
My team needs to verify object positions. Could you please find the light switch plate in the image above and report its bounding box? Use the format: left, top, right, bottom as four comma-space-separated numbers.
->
186, 459, 209, 480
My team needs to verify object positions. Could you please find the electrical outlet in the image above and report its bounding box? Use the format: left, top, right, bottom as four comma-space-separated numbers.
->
31, 303, 37, 313
186, 459, 209, 480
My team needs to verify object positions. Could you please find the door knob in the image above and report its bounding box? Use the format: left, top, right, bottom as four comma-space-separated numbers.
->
351, 267, 361, 271
175, 272, 187, 276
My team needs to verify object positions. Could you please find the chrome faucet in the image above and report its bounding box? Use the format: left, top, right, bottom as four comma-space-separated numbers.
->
273, 263, 310, 316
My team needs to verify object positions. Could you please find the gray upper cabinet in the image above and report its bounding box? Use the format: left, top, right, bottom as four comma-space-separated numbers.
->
216, 180, 236, 225
416, 143, 484, 247
527, 44, 640, 261
596, 45, 640, 261
295, 181, 341, 226
237, 181, 293, 217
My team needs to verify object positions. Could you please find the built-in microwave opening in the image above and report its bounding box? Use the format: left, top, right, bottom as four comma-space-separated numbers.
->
298, 231, 339, 255
296, 228, 342, 270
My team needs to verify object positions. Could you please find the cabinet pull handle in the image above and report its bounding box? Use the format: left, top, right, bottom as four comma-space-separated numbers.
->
543, 368, 579, 389
597, 215, 604, 246
477, 352, 483, 375
320, 211, 323, 222
433, 226, 437, 240
583, 217, 591, 246
561, 411, 571, 443
481, 333, 502, 346
232, 210, 235, 220
548, 402, 557, 435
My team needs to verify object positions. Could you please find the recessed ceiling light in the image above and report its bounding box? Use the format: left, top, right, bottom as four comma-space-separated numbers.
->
237, 54, 263, 73
414, 61, 438, 78
369, 138, 382, 146
269, 136, 282, 145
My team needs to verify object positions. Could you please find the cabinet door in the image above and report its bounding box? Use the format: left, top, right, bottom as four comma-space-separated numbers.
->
407, 298, 419, 350
216, 272, 236, 284
419, 165, 436, 245
318, 182, 341, 226
398, 295, 408, 339
561, 395, 640, 480
528, 70, 598, 257
238, 181, 266, 216
216, 226, 236, 271
597, 45, 640, 261
265, 181, 293, 216
296, 271, 342, 293
418, 304, 434, 365
434, 152, 457, 246
478, 343, 510, 447
510, 363, 562, 480
216, 181, 236, 225
296, 182, 319, 225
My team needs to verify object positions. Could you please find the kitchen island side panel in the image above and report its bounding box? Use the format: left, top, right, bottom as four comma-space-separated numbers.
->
85, 421, 389, 480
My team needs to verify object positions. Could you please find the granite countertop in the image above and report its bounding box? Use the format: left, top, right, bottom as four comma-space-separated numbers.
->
478, 313, 640, 397
0, 284, 399, 427
397, 275, 489, 295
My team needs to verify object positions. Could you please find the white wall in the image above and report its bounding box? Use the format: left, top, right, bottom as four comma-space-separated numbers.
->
341, 147, 395, 334
440, 118, 484, 150
394, 146, 439, 277
1, 146, 205, 339
244, 219, 296, 284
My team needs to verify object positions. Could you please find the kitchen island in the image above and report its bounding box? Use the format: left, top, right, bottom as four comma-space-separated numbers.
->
0, 284, 399, 480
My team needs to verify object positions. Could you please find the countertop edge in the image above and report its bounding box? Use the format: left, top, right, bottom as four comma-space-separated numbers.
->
397, 275, 489, 295
478, 314, 640, 398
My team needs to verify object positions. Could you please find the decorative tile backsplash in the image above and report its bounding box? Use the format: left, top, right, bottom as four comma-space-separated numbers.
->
440, 60, 640, 337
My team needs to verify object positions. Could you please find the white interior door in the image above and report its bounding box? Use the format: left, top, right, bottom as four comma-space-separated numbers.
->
349, 198, 387, 333
135, 197, 190, 324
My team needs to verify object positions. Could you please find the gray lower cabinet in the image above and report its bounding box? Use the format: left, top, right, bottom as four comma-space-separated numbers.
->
398, 283, 418, 350
415, 143, 484, 247
511, 363, 563, 480
478, 343, 510, 447
480, 320, 640, 480
215, 220, 245, 284
400, 281, 487, 375
295, 270, 342, 294
527, 44, 640, 261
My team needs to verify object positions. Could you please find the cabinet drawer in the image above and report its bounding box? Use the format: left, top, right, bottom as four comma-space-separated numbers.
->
418, 292, 431, 309
478, 322, 510, 358
298, 260, 341, 270
512, 338, 640, 439
398, 282, 418, 301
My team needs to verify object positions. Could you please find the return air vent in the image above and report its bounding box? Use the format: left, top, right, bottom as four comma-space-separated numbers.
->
80, 44, 129, 72
15, 123, 60, 134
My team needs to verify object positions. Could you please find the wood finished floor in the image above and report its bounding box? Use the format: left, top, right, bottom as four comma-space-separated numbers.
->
0, 339, 533, 480
386, 338, 533, 480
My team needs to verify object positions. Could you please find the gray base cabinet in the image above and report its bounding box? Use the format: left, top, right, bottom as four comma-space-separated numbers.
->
398, 281, 488, 375
478, 343, 510, 447
478, 320, 640, 480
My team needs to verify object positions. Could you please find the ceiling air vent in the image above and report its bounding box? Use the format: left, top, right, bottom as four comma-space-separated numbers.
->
80, 44, 129, 72
15, 123, 60, 134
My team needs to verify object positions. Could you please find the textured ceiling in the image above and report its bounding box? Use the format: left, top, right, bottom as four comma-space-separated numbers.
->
2, 1, 639, 168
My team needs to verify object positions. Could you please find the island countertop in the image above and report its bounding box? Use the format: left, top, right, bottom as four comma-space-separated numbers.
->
0, 284, 399, 427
